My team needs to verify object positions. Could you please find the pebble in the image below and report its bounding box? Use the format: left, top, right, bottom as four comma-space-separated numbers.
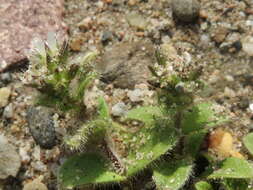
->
3, 103, 14, 119
31, 161, 47, 172
212, 27, 229, 43
126, 12, 148, 30
98, 41, 155, 89
26, 106, 56, 149
101, 31, 113, 45
127, 89, 144, 102
172, 0, 200, 22
160, 43, 178, 60
225, 75, 234, 82
77, 17, 92, 31
83, 85, 104, 110
69, 34, 84, 51
23, 177, 48, 190
0, 87, 11, 108
224, 87, 236, 98
249, 103, 253, 112
0, 73, 12, 87
19, 145, 31, 163
200, 34, 211, 47
128, 0, 137, 6
111, 102, 127, 116
0, 135, 21, 179
242, 36, 253, 56
209, 128, 243, 159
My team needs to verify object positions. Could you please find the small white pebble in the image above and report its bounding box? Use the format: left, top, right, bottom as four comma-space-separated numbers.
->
249, 104, 253, 112
111, 102, 127, 117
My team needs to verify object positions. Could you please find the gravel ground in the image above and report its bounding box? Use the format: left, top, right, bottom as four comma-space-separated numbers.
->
0, 0, 253, 189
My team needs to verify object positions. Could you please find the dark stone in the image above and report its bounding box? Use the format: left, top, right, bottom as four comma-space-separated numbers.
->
238, 98, 249, 110
0, 73, 12, 87
101, 31, 113, 45
26, 106, 56, 149
172, 0, 200, 23
0, 0, 67, 73
232, 40, 242, 51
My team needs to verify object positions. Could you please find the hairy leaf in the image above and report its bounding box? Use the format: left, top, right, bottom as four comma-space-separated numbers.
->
221, 179, 251, 190
184, 130, 207, 157
106, 106, 178, 176
195, 181, 213, 190
153, 159, 193, 190
125, 106, 163, 126
181, 103, 226, 134
243, 133, 253, 156
208, 157, 253, 179
98, 96, 110, 120
59, 153, 126, 188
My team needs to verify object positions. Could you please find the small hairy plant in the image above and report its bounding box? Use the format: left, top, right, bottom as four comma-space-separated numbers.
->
57, 47, 253, 190
24, 36, 253, 190
23, 32, 98, 111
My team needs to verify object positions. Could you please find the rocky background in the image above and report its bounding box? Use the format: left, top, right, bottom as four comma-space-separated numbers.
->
0, 0, 253, 189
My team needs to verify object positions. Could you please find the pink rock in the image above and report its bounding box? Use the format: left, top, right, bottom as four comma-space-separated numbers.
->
0, 0, 67, 72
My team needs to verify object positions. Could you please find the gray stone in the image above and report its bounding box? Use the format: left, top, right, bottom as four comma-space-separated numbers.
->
172, 0, 200, 22
127, 89, 143, 102
26, 106, 56, 149
0, 73, 12, 87
111, 102, 127, 117
3, 103, 14, 119
97, 41, 155, 89
101, 31, 113, 45
0, 135, 21, 179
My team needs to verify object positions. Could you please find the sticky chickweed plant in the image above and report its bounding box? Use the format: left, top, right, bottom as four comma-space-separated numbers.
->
24, 35, 253, 190
22, 32, 98, 112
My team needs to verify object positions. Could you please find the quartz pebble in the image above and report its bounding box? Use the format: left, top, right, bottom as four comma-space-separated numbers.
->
3, 103, 14, 119
242, 36, 253, 56
249, 103, 253, 112
126, 12, 148, 30
0, 135, 21, 179
0, 87, 11, 108
112, 102, 127, 116
128, 89, 143, 102
23, 177, 48, 190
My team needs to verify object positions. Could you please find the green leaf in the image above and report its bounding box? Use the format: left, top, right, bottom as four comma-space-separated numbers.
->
155, 49, 167, 66
126, 126, 178, 176
184, 130, 207, 157
124, 108, 178, 176
195, 181, 213, 190
243, 133, 253, 156
59, 153, 126, 188
65, 119, 109, 150
153, 159, 193, 190
75, 73, 96, 101
98, 96, 110, 120
208, 157, 253, 179
106, 107, 178, 176
125, 106, 163, 126
221, 179, 251, 190
181, 103, 226, 134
